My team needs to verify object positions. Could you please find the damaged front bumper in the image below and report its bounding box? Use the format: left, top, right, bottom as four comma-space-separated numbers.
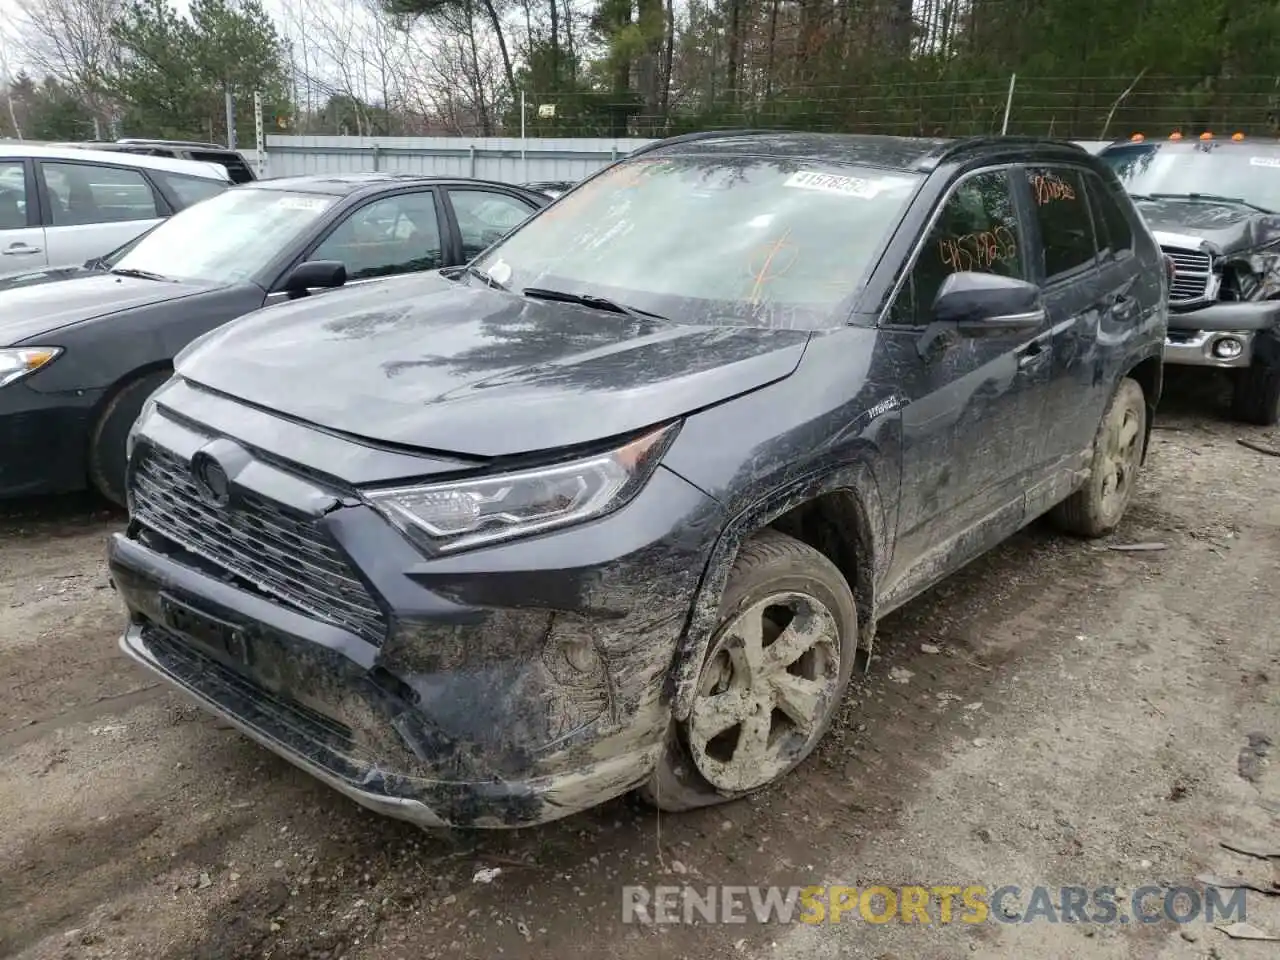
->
109, 385, 722, 829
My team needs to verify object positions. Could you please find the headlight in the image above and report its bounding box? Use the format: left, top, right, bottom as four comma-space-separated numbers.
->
366, 422, 680, 553
0, 347, 62, 388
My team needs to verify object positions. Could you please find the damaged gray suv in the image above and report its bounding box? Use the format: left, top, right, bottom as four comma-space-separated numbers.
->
109, 131, 1166, 828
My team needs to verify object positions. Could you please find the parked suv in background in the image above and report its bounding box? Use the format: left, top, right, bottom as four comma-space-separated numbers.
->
110, 132, 1165, 829
0, 143, 230, 278
1100, 134, 1280, 423
69, 139, 257, 184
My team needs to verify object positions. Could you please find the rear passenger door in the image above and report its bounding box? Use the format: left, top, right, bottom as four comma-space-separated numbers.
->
0, 159, 48, 270
443, 187, 543, 261
1021, 165, 1114, 509
36, 160, 167, 269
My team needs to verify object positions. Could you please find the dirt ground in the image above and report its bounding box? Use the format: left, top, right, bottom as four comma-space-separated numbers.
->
3, 369, 1278, 960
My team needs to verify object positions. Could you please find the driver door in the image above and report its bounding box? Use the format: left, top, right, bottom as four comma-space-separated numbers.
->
879, 166, 1054, 596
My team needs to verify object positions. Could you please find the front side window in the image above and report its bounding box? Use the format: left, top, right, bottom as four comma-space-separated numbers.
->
1026, 167, 1097, 280
449, 189, 539, 260
41, 161, 159, 225
310, 191, 442, 281
887, 169, 1024, 326
107, 187, 336, 283
0, 161, 28, 229
471, 156, 924, 329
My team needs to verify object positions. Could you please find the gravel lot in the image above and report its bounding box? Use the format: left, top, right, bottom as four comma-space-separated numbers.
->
3, 371, 1278, 960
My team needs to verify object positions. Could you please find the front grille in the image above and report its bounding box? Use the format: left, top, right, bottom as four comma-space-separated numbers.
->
131, 443, 388, 645
1162, 246, 1213, 302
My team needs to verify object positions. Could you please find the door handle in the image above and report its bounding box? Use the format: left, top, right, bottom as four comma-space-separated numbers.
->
3, 244, 43, 256
1109, 293, 1139, 317
1017, 339, 1047, 369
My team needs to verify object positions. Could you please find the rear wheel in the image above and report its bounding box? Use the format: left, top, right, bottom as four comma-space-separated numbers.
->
1050, 376, 1147, 538
87, 370, 171, 507
1230, 361, 1280, 426
639, 529, 857, 812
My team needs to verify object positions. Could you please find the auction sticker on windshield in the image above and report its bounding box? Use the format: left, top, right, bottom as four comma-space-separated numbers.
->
273, 196, 331, 211
783, 171, 914, 199
1249, 157, 1280, 169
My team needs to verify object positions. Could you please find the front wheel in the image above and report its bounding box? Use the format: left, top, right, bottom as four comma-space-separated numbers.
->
87, 370, 172, 508
1050, 376, 1147, 538
639, 529, 857, 812
1230, 361, 1280, 426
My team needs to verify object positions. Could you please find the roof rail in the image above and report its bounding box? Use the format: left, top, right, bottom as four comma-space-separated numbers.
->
117, 138, 228, 149
913, 134, 1086, 170
626, 128, 778, 159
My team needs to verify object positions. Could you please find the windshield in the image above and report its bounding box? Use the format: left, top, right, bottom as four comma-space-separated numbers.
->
108, 188, 336, 283
1101, 144, 1280, 212
472, 155, 922, 328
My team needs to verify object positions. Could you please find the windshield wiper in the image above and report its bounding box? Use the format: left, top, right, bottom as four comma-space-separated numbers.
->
110, 267, 171, 282
522, 287, 667, 321
1148, 192, 1275, 214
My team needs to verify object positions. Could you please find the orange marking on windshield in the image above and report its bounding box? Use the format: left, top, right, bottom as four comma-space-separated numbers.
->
746, 229, 797, 305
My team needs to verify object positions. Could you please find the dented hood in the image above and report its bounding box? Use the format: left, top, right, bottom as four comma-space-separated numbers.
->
176, 272, 811, 457
1136, 197, 1280, 254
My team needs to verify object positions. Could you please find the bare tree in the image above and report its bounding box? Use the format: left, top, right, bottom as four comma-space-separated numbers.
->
16, 0, 123, 133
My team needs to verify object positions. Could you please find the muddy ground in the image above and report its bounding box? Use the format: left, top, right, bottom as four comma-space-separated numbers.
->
2, 370, 1279, 960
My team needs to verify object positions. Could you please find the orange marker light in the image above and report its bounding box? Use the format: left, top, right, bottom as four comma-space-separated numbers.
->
1130, 133, 1145, 142
1200, 131, 1214, 140
1232, 132, 1245, 141
1169, 132, 1184, 141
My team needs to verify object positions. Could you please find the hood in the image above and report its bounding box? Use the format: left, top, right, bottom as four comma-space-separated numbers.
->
1135, 197, 1280, 254
177, 273, 811, 458
0, 272, 217, 346
0, 263, 101, 293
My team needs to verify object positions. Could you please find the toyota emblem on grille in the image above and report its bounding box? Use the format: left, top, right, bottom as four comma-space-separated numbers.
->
191, 451, 231, 507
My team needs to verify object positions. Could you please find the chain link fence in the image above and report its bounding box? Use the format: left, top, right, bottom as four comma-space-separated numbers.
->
433, 75, 1280, 141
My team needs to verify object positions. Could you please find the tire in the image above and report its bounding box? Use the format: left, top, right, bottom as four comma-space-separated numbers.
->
1050, 376, 1147, 538
87, 369, 172, 508
1230, 362, 1280, 426
639, 529, 857, 812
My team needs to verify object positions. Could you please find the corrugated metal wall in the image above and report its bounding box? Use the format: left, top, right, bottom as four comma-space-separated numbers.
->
260, 136, 659, 184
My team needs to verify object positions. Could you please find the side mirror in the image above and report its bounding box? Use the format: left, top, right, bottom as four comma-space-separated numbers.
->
283, 259, 347, 298
931, 271, 1044, 331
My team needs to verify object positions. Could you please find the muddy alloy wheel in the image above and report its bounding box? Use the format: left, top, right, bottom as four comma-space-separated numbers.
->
1050, 376, 1146, 538
638, 529, 857, 812
687, 592, 841, 793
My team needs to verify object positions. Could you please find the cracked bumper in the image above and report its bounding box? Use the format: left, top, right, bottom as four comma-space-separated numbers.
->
108, 397, 721, 827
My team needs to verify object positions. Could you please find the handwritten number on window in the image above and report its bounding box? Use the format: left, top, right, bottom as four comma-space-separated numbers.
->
938, 225, 1017, 273
1032, 174, 1077, 206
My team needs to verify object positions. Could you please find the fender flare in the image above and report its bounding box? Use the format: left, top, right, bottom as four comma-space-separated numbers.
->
665, 460, 890, 722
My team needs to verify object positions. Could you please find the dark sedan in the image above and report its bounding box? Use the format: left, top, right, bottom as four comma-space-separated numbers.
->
0, 173, 549, 504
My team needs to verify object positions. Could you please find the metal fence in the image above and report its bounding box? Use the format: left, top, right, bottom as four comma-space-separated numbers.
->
260, 136, 656, 183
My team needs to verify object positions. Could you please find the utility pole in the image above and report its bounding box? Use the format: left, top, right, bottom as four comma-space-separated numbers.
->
253, 90, 265, 178
224, 85, 236, 149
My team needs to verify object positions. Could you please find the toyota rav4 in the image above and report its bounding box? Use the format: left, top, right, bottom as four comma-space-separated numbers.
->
108, 132, 1166, 828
